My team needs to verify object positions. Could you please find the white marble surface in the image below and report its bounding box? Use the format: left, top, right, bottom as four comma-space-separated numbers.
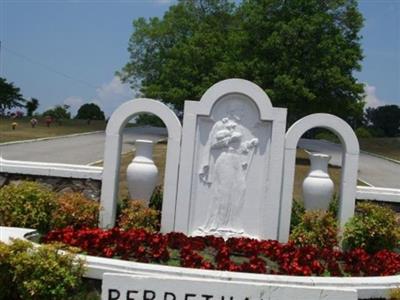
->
279, 113, 359, 242
0, 156, 103, 180
0, 226, 36, 244
99, 99, 182, 230
175, 79, 287, 240
101, 273, 357, 300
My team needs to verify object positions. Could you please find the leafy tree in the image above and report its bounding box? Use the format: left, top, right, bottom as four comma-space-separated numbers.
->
25, 98, 39, 117
75, 103, 105, 120
43, 104, 71, 120
365, 105, 400, 137
119, 0, 239, 112
134, 113, 165, 127
0, 77, 25, 114
120, 0, 365, 123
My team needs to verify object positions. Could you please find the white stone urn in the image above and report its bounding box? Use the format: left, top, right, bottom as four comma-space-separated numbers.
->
302, 151, 334, 211
126, 139, 158, 204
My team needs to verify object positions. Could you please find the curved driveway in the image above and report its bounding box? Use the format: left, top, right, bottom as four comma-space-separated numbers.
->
0, 127, 167, 165
299, 139, 400, 189
1, 132, 398, 189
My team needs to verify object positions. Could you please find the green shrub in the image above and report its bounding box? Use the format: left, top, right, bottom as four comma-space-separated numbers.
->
118, 200, 160, 232
328, 195, 339, 218
389, 288, 400, 300
290, 210, 338, 248
290, 197, 338, 231
355, 127, 372, 139
0, 182, 57, 233
0, 239, 84, 300
290, 199, 305, 230
315, 131, 340, 143
342, 202, 400, 253
149, 185, 163, 211
51, 192, 100, 229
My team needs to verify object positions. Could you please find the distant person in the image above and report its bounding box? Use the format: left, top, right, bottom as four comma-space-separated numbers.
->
11, 122, 18, 130
30, 118, 38, 128
45, 116, 52, 127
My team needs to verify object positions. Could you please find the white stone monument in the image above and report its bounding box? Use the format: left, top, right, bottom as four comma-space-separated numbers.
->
99, 79, 359, 243
101, 273, 357, 300
99, 99, 182, 231
174, 79, 287, 240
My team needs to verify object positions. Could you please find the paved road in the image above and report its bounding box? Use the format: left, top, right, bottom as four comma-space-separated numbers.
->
299, 139, 400, 189
1, 131, 398, 189
0, 127, 167, 165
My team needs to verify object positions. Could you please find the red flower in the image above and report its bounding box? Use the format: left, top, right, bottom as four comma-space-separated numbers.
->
42, 227, 400, 277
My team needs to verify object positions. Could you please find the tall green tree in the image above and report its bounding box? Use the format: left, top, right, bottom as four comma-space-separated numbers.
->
25, 98, 39, 117
238, 0, 365, 123
120, 0, 365, 123
43, 105, 71, 120
75, 103, 105, 120
0, 77, 25, 114
119, 0, 240, 111
365, 105, 400, 137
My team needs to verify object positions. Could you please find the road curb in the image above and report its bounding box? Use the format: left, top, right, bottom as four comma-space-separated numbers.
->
0, 130, 104, 146
360, 150, 400, 165
86, 138, 166, 166
302, 138, 400, 165
87, 149, 134, 166
358, 178, 374, 187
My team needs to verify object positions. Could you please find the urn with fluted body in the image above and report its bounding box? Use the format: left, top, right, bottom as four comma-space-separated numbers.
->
302, 151, 334, 211
126, 139, 158, 205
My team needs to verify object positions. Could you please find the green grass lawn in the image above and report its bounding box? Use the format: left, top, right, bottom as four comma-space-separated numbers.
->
0, 117, 106, 143
359, 137, 400, 161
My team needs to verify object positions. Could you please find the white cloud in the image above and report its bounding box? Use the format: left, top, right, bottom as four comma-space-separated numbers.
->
63, 76, 135, 118
95, 76, 135, 117
63, 96, 84, 115
363, 83, 385, 109
153, 0, 172, 4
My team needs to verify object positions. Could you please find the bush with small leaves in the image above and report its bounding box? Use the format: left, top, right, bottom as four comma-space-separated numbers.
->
118, 200, 160, 232
342, 202, 400, 253
0, 239, 84, 300
149, 185, 163, 211
0, 182, 57, 233
51, 192, 100, 229
390, 288, 400, 300
290, 210, 338, 249
290, 199, 305, 231
355, 127, 372, 139
328, 195, 339, 218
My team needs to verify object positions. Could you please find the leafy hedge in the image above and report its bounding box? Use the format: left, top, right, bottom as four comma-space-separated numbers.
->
0, 239, 84, 300
0, 182, 100, 232
342, 202, 400, 253
0, 182, 57, 233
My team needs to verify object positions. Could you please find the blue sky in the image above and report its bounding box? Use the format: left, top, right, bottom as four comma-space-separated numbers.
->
0, 0, 399, 117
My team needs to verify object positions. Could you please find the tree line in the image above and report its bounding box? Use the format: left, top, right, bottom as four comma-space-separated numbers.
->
0, 77, 105, 121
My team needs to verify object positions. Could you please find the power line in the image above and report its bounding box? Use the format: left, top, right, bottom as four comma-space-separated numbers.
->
2, 43, 101, 89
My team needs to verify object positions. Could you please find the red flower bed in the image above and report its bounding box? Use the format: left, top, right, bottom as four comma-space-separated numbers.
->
43, 227, 400, 277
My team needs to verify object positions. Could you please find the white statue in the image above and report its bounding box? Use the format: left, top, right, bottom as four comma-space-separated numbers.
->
197, 101, 258, 238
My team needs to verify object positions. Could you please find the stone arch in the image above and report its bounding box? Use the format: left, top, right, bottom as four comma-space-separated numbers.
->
278, 113, 359, 242
99, 98, 182, 231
